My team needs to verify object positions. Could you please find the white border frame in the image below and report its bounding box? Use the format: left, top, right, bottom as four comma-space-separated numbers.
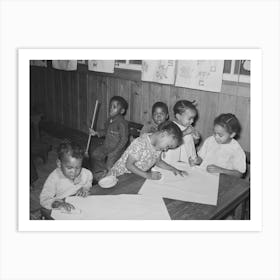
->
19, 49, 261, 232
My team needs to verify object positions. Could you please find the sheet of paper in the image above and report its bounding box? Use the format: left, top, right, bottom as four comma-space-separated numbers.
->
175, 60, 224, 92
52, 60, 77, 71
88, 60, 115, 73
51, 194, 170, 220
139, 163, 219, 206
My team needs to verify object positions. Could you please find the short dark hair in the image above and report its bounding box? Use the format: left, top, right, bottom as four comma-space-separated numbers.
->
110, 96, 128, 114
152, 102, 169, 115
57, 140, 84, 161
173, 100, 197, 116
214, 113, 241, 136
158, 121, 183, 146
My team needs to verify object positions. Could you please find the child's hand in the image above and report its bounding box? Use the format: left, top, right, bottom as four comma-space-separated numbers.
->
206, 164, 223, 173
89, 128, 98, 137
172, 168, 188, 176
52, 200, 75, 212
189, 156, 202, 166
146, 171, 162, 180
76, 187, 89, 197
182, 125, 194, 136
192, 130, 200, 140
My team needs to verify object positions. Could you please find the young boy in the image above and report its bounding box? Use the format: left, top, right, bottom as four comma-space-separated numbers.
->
140, 102, 169, 135
40, 141, 93, 211
89, 96, 128, 177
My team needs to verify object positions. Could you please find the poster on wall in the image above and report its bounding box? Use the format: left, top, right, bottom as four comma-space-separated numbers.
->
141, 60, 176, 85
88, 60, 115, 73
175, 60, 224, 92
52, 60, 78, 71
30, 60, 47, 67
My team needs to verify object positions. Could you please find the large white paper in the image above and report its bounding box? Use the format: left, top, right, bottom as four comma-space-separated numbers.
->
141, 60, 176, 84
175, 60, 224, 92
51, 194, 170, 220
139, 164, 219, 205
88, 60, 115, 73
52, 60, 77, 71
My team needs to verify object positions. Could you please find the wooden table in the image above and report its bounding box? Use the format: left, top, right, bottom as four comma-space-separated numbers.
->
41, 173, 250, 220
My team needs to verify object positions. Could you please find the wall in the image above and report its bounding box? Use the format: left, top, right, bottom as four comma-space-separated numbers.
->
30, 64, 250, 152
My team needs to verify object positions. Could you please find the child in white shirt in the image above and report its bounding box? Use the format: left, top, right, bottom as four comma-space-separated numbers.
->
163, 100, 200, 165
40, 141, 93, 211
191, 113, 246, 177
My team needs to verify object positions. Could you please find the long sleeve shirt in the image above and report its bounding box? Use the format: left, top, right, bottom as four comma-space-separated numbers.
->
40, 168, 93, 209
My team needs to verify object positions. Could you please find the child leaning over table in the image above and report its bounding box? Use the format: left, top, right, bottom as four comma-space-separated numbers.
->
40, 141, 93, 211
89, 96, 128, 178
108, 121, 188, 180
190, 113, 246, 178
140, 101, 169, 135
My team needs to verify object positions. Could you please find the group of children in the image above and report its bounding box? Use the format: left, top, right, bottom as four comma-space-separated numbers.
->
40, 95, 246, 212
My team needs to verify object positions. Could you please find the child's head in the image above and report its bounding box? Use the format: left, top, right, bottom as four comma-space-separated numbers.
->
109, 96, 128, 118
56, 141, 84, 181
153, 121, 183, 152
173, 100, 198, 127
152, 102, 169, 125
213, 113, 241, 144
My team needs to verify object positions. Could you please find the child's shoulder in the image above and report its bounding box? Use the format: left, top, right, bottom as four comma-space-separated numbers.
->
229, 139, 245, 152
81, 167, 93, 177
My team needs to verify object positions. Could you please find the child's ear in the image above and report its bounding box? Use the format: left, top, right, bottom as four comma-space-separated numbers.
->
230, 132, 236, 138
166, 113, 169, 120
175, 113, 180, 120
120, 108, 125, 115
56, 159, 61, 168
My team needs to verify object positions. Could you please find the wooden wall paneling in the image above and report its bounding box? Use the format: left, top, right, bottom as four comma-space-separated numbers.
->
87, 73, 98, 130
52, 70, 61, 123
30, 68, 36, 111
61, 71, 70, 127
141, 82, 151, 124
45, 68, 54, 121
160, 84, 172, 117
130, 80, 142, 123
96, 75, 106, 130
101, 76, 108, 123
106, 77, 116, 120
235, 96, 250, 152
217, 92, 237, 116
70, 71, 78, 129
78, 71, 88, 132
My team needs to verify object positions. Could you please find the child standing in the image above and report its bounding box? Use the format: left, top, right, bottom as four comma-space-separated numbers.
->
163, 100, 200, 165
109, 121, 188, 180
40, 141, 93, 211
191, 113, 246, 177
89, 96, 128, 176
140, 102, 169, 135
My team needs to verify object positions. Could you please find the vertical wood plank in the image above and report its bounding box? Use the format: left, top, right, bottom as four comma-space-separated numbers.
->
78, 71, 88, 132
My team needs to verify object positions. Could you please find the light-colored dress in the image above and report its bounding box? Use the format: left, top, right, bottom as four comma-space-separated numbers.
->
198, 135, 246, 173
110, 133, 161, 177
162, 121, 197, 165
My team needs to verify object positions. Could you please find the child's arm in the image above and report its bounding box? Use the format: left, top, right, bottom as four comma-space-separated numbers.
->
189, 156, 203, 166
126, 155, 161, 180
206, 164, 243, 178
156, 157, 188, 176
76, 169, 93, 197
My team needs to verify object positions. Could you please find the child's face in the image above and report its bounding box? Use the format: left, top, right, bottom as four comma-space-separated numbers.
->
109, 100, 123, 118
152, 107, 168, 125
176, 109, 196, 127
213, 124, 235, 144
155, 132, 179, 152
57, 155, 82, 181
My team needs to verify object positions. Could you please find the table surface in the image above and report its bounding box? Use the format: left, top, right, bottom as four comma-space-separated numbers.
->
88, 172, 250, 220
41, 172, 250, 220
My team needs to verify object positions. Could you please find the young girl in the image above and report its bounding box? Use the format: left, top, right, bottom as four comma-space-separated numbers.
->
108, 121, 188, 180
163, 100, 200, 165
191, 113, 246, 177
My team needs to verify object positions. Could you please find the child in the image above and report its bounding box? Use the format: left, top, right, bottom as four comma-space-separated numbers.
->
140, 101, 169, 135
163, 100, 200, 165
89, 96, 128, 176
40, 141, 93, 211
108, 121, 188, 180
191, 113, 246, 177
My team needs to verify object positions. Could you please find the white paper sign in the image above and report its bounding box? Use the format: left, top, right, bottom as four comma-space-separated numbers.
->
141, 60, 176, 84
52, 60, 77, 71
30, 60, 47, 67
51, 194, 170, 220
175, 60, 224, 92
139, 164, 219, 205
88, 60, 115, 73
